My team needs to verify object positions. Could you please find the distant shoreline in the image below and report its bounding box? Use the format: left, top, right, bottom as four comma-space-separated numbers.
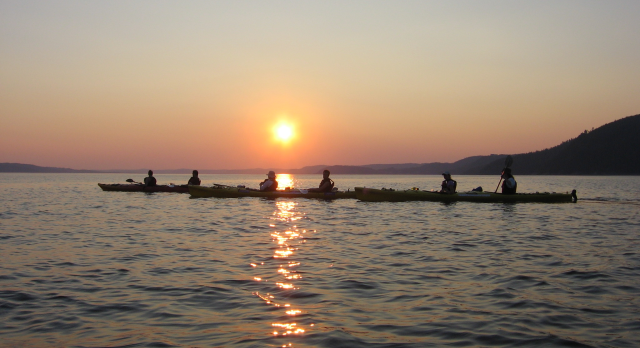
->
2, 113, 640, 176
1, 168, 638, 176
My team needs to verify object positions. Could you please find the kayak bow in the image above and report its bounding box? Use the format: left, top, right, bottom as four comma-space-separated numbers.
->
98, 183, 189, 193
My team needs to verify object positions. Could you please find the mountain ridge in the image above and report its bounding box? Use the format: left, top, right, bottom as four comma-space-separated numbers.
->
2, 114, 639, 175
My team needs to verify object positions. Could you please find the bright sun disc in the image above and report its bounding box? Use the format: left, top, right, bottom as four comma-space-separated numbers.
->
276, 125, 293, 142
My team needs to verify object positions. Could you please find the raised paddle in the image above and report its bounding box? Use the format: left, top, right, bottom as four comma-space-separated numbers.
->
494, 155, 513, 193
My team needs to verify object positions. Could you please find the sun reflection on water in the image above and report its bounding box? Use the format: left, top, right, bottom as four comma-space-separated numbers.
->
252, 200, 313, 344
276, 282, 296, 289
276, 173, 295, 190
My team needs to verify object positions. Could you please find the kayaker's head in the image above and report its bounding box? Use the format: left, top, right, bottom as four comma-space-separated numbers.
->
148, 170, 153, 177
267, 171, 276, 179
323, 170, 330, 179
442, 171, 451, 179
501, 168, 512, 178
192, 170, 199, 177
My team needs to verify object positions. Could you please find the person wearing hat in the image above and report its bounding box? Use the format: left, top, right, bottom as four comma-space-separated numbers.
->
259, 171, 279, 191
440, 171, 456, 194
501, 168, 517, 194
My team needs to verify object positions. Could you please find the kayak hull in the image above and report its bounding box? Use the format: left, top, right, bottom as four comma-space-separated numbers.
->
98, 183, 189, 193
355, 187, 576, 203
189, 185, 356, 199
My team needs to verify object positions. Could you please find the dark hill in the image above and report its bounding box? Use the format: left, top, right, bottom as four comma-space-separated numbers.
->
469, 114, 640, 175
323, 165, 377, 174
3, 114, 638, 175
0, 163, 98, 173
321, 114, 640, 175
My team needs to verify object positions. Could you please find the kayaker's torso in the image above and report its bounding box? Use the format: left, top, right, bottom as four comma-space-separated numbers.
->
502, 176, 517, 194
260, 179, 278, 191
144, 176, 157, 186
441, 179, 457, 193
319, 178, 334, 192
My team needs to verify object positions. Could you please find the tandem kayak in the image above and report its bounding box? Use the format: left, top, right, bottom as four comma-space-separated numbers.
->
355, 187, 577, 203
189, 185, 357, 199
98, 183, 189, 193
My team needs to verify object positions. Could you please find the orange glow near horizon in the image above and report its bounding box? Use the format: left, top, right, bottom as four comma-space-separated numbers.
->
2, 2, 638, 171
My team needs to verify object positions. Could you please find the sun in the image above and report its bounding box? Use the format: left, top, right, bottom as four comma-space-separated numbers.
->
275, 124, 294, 142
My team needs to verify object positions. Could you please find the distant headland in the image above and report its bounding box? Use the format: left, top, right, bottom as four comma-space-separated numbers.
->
0, 163, 99, 174
2, 114, 639, 175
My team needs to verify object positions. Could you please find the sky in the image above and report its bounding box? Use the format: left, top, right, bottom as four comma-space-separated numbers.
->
1, 1, 639, 170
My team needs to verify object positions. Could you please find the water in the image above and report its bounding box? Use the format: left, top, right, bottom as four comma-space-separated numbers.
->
1, 174, 639, 348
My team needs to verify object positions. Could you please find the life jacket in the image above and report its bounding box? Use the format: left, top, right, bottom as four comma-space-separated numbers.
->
502, 176, 517, 194
262, 179, 278, 191
441, 179, 457, 193
188, 177, 200, 185
319, 178, 335, 192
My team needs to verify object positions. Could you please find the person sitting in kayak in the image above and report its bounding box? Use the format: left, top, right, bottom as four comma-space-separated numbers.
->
259, 171, 278, 191
144, 170, 157, 187
307, 170, 334, 192
187, 170, 201, 185
501, 168, 517, 194
440, 171, 456, 194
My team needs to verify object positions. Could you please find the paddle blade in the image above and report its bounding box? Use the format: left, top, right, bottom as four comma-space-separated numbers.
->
505, 155, 513, 168
126, 179, 134, 183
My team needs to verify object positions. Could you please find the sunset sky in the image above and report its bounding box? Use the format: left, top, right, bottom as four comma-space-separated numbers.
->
2, 1, 639, 170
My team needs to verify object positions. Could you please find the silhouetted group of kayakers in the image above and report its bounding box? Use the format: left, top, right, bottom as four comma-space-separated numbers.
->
438, 168, 517, 194
257, 169, 335, 192
141, 167, 516, 194
142, 170, 200, 187
141, 169, 334, 192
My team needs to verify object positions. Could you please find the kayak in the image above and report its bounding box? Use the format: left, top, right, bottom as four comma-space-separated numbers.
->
355, 187, 577, 203
98, 183, 189, 193
189, 185, 357, 199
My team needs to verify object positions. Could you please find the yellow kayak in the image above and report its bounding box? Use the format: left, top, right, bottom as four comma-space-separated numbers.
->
355, 187, 577, 203
189, 185, 357, 200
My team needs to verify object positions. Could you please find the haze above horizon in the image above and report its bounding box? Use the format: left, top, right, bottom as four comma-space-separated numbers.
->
2, 1, 639, 170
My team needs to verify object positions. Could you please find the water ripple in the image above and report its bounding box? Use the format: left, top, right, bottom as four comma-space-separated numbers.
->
0, 174, 639, 347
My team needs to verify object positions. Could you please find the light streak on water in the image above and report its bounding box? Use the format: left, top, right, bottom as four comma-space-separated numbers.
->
252, 199, 313, 345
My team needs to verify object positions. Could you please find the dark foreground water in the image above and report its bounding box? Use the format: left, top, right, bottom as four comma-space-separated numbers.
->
1, 174, 639, 348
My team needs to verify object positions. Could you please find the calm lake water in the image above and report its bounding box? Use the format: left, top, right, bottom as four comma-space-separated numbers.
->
1, 174, 639, 348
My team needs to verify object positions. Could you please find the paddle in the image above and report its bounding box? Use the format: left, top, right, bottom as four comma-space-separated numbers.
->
494, 155, 513, 193
126, 178, 142, 184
